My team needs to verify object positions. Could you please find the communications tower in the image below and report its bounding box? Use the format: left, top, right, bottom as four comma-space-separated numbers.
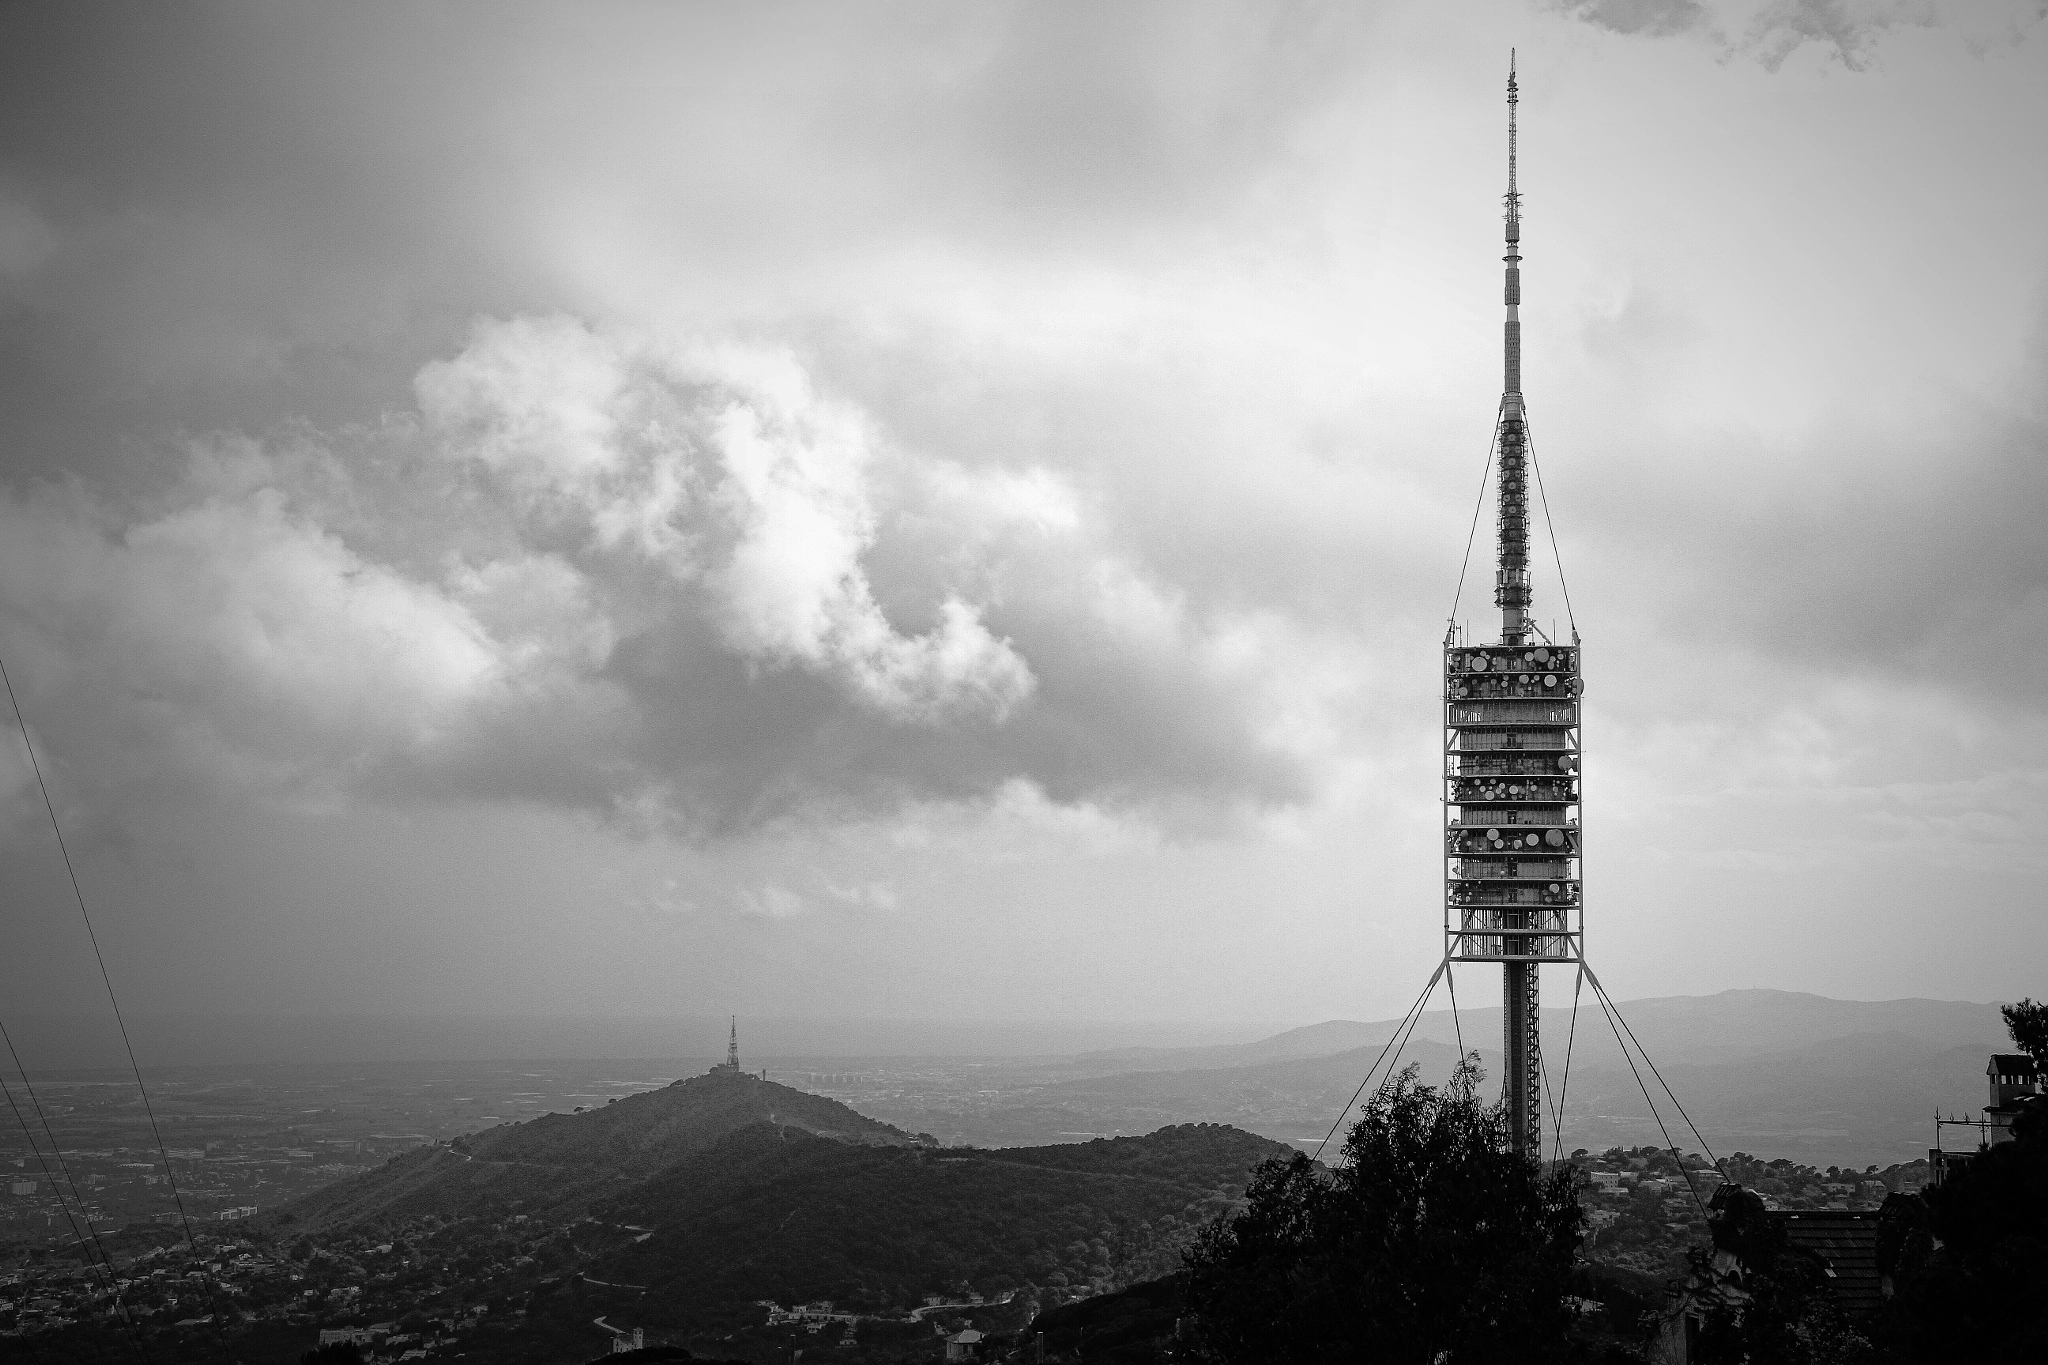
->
1443, 54, 1582, 1159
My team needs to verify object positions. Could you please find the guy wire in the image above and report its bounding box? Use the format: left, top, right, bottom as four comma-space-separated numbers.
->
1587, 978, 1708, 1219
1523, 416, 1577, 636
1447, 400, 1505, 628
1313, 961, 1445, 1163
1586, 969, 1722, 1169
1549, 966, 1586, 1167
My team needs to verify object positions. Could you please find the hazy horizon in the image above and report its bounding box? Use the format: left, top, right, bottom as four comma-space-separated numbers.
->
3, 984, 2016, 1071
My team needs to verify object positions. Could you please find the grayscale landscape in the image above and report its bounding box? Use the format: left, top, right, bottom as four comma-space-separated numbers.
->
2, 2, 2044, 1362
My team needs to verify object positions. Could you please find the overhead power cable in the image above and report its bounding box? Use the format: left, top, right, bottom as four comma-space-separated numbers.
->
0, 655, 230, 1353
0, 1025, 149, 1365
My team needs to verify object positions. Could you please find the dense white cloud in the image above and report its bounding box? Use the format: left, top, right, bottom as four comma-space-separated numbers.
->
0, 479, 496, 793
0, 314, 1333, 844
418, 316, 1037, 723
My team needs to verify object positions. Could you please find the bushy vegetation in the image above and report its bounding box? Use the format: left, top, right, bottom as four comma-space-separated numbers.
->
1871, 1001, 2048, 1359
1181, 1059, 1588, 1364
589, 1122, 1287, 1332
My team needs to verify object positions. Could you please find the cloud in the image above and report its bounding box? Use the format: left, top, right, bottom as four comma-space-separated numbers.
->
0, 480, 498, 797
0, 316, 1327, 839
1544, 0, 1713, 38
1542, 0, 2045, 66
417, 316, 1036, 724
1740, 0, 1932, 69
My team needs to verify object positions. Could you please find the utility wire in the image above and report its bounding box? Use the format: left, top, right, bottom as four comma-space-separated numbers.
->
0, 1027, 150, 1365
0, 656, 231, 1353
1447, 400, 1506, 630
1313, 961, 1445, 1163
0, 1061, 109, 1280
2, 1021, 123, 1279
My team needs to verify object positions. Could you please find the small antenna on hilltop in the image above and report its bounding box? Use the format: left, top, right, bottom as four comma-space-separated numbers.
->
728, 1016, 739, 1071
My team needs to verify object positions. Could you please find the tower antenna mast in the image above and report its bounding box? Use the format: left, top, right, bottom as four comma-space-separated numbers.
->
1442, 51, 1582, 1161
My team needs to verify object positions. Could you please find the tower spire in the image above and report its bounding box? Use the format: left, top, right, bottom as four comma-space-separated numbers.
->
1496, 52, 1531, 644
1506, 50, 1520, 244
727, 1016, 739, 1071
1437, 52, 1576, 1166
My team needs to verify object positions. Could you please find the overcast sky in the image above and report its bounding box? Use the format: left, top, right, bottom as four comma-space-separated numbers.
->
2, 0, 2044, 1039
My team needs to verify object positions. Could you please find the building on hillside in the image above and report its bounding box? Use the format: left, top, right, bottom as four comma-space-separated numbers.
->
1930, 1051, 2042, 1186
609, 1328, 644, 1353
319, 1328, 376, 1346
1984, 1054, 2040, 1139
944, 1327, 985, 1362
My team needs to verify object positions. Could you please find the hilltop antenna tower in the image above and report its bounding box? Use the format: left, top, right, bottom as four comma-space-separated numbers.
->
728, 1016, 740, 1071
1443, 51, 1582, 1159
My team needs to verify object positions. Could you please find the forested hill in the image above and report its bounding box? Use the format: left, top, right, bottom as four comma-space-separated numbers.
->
266, 1069, 912, 1236
582, 1122, 1294, 1332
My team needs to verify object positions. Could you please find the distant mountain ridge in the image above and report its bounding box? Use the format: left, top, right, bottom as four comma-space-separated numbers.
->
870, 990, 2013, 1165
1062, 989, 2008, 1074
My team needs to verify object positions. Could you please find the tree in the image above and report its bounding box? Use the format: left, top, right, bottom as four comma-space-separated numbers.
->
1182, 1059, 1583, 1364
300, 1344, 363, 1365
2000, 997, 2048, 1064
1874, 994, 2048, 1357
1686, 1187, 1872, 1365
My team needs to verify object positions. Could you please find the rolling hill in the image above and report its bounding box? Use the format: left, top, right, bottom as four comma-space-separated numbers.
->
583, 1122, 1293, 1330
266, 1067, 913, 1236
